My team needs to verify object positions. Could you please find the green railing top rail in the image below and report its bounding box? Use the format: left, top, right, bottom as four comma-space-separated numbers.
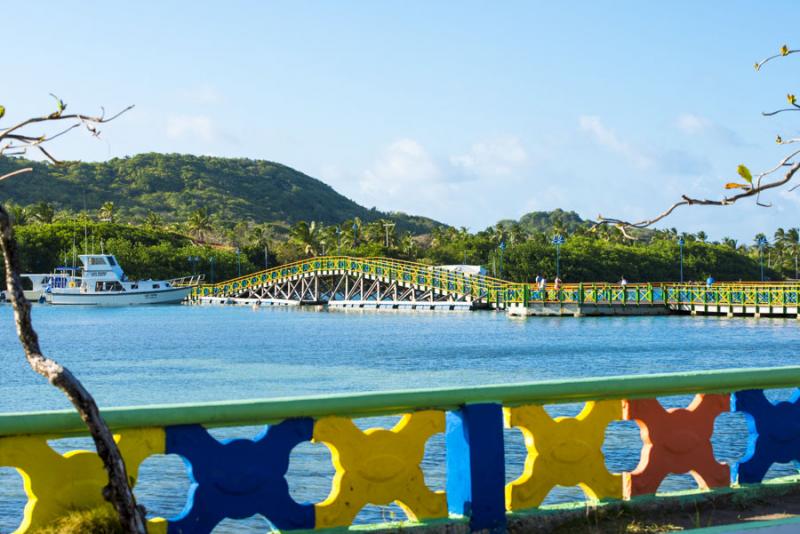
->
199, 255, 800, 297
2, 366, 799, 438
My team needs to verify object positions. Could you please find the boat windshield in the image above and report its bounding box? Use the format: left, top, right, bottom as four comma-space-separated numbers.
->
95, 281, 124, 292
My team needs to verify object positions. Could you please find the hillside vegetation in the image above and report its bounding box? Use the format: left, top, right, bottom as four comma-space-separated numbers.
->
0, 153, 442, 234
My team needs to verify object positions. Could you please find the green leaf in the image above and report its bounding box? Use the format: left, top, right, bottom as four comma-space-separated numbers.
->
737, 164, 753, 184
0, 105, 5, 120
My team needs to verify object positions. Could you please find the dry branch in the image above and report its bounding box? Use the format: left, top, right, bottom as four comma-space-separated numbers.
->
593, 45, 800, 238
0, 100, 145, 533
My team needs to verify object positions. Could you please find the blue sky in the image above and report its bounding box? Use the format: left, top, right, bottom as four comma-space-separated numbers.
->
4, 1, 800, 241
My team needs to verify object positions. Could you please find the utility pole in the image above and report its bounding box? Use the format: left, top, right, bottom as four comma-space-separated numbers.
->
382, 221, 395, 248
757, 236, 768, 281
552, 234, 565, 279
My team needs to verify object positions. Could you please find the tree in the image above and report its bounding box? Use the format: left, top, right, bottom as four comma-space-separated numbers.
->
30, 201, 56, 224
98, 201, 116, 223
595, 44, 800, 238
186, 207, 212, 243
143, 211, 163, 230
0, 97, 146, 532
290, 220, 320, 255
5, 203, 29, 225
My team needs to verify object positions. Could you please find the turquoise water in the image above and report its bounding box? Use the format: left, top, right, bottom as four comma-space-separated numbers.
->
1, 305, 800, 532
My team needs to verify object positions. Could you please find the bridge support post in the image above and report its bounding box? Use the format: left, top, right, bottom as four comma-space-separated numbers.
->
446, 403, 506, 533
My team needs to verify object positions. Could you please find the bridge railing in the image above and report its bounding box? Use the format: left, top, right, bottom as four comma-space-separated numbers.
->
193, 256, 511, 303
502, 282, 800, 308
664, 284, 800, 307
503, 283, 664, 306
3, 367, 800, 532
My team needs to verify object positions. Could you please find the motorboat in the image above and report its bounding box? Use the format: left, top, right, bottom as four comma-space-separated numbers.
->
47, 254, 193, 306
21, 267, 80, 302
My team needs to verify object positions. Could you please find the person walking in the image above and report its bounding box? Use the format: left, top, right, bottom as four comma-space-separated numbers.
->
619, 276, 628, 288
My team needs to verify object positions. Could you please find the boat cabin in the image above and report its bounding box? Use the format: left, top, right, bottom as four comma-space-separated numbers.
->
79, 255, 126, 281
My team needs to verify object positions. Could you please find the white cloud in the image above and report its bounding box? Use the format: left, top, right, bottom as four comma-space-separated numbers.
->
578, 115, 652, 169
352, 136, 537, 227
166, 115, 215, 142
450, 136, 527, 176
676, 113, 712, 135
360, 139, 441, 197
675, 113, 744, 146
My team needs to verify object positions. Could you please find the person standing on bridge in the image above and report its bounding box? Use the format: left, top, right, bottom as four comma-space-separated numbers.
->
619, 276, 628, 288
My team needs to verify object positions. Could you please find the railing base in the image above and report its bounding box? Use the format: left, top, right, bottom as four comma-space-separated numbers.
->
507, 302, 669, 317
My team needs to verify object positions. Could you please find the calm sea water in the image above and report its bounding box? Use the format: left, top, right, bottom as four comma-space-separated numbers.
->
1, 305, 800, 532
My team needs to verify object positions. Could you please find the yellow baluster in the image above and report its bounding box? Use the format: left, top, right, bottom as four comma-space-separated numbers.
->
313, 411, 447, 529
505, 401, 623, 511
0, 428, 164, 533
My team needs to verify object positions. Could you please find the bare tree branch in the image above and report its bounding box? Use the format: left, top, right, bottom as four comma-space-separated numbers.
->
0, 98, 145, 533
593, 45, 800, 238
0, 168, 33, 182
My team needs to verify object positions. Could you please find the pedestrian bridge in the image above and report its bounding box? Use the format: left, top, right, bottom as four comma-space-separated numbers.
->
193, 256, 800, 317
193, 256, 507, 311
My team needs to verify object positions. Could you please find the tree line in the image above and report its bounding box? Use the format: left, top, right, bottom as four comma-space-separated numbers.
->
2, 201, 792, 284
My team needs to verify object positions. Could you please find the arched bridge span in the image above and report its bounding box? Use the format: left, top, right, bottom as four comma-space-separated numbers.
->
193, 256, 507, 309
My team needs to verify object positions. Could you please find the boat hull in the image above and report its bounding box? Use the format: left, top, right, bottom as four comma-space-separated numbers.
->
49, 286, 192, 306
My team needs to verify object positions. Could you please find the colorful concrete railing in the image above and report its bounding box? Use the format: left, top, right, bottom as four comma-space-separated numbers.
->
193, 256, 508, 303
3, 367, 800, 532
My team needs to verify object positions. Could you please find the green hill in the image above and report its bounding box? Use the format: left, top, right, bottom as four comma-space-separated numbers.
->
499, 209, 588, 233
0, 153, 443, 234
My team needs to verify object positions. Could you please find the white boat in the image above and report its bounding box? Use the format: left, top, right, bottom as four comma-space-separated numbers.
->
21, 267, 80, 302
47, 254, 193, 306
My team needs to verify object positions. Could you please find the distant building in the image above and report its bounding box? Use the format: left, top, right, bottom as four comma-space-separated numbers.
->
437, 264, 487, 276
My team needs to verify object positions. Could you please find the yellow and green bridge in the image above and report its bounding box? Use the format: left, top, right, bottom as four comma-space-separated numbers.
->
191, 256, 800, 317
4, 367, 800, 532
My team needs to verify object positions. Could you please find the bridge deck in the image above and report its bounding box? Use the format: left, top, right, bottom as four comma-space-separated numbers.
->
193, 256, 800, 318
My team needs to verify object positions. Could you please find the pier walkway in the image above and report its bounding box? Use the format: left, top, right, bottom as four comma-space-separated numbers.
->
193, 256, 800, 318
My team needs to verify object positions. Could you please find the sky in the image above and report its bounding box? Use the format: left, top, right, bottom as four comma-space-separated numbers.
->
4, 1, 800, 242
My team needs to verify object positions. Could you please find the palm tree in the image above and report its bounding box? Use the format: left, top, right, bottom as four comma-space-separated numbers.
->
187, 208, 213, 243
6, 203, 29, 226
31, 201, 56, 224
721, 237, 738, 249
290, 221, 320, 255
98, 201, 116, 223
788, 227, 800, 278
143, 211, 163, 230
508, 222, 528, 245
696, 231, 708, 243
399, 232, 417, 256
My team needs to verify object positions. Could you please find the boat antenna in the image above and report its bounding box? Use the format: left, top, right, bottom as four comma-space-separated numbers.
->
72, 234, 77, 269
